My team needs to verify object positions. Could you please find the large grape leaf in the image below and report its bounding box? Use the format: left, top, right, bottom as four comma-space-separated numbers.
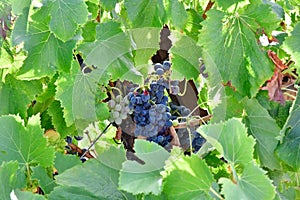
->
48, 0, 88, 41
124, 0, 165, 28
119, 140, 170, 195
78, 21, 143, 84
0, 115, 55, 167
283, 22, 300, 71
198, 2, 279, 97
199, 118, 255, 165
170, 34, 201, 80
163, 154, 214, 200
200, 119, 276, 199
0, 161, 18, 200
0, 74, 42, 119
55, 61, 110, 130
277, 91, 300, 170
220, 164, 275, 200
54, 146, 134, 199
17, 8, 76, 79
55, 61, 81, 127
243, 98, 281, 170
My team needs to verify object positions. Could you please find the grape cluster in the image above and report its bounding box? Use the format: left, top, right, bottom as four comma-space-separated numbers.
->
128, 88, 173, 137
107, 95, 131, 125
128, 90, 151, 126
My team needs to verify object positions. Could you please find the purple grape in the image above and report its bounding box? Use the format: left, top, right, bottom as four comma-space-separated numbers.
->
154, 63, 163, 71
157, 135, 164, 143
163, 61, 171, 71
156, 68, 164, 75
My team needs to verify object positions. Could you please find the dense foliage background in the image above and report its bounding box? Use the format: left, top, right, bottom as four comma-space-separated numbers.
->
0, 0, 299, 199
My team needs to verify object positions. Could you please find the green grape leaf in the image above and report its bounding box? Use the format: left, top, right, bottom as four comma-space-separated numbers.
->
11, 0, 31, 15
11, 1, 30, 45
17, 14, 76, 79
215, 0, 248, 11
129, 27, 160, 74
124, 0, 165, 28
47, 100, 76, 138
210, 87, 244, 123
56, 61, 110, 129
220, 164, 275, 200
32, 165, 56, 194
48, 186, 98, 200
55, 146, 131, 199
0, 74, 42, 119
168, 0, 188, 30
54, 152, 81, 174
13, 189, 47, 200
33, 74, 57, 115
163, 154, 214, 200
55, 61, 81, 127
184, 9, 203, 41
86, 1, 98, 20
48, 0, 88, 41
198, 6, 278, 97
242, 1, 280, 33
119, 140, 170, 195
82, 21, 97, 42
0, 161, 18, 200
243, 98, 281, 170
277, 91, 300, 170
283, 22, 300, 71
100, 0, 118, 10
199, 118, 255, 165
78, 21, 143, 84
0, 115, 55, 167
170, 34, 201, 80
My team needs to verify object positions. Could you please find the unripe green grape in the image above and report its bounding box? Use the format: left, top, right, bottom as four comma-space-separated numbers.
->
115, 104, 122, 111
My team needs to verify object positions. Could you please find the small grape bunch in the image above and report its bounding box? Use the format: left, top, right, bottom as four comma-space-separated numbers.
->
107, 95, 131, 125
154, 61, 172, 76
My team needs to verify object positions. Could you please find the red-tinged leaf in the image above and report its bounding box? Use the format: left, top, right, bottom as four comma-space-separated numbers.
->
261, 70, 285, 105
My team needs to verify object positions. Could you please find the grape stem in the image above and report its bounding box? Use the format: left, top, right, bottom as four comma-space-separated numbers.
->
80, 122, 112, 159
173, 115, 212, 129
177, 79, 188, 96
169, 126, 181, 146
209, 187, 224, 200
186, 121, 193, 153
110, 86, 123, 96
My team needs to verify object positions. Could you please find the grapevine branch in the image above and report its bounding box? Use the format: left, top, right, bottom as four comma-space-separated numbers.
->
173, 115, 212, 129
80, 122, 112, 159
202, 0, 215, 19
